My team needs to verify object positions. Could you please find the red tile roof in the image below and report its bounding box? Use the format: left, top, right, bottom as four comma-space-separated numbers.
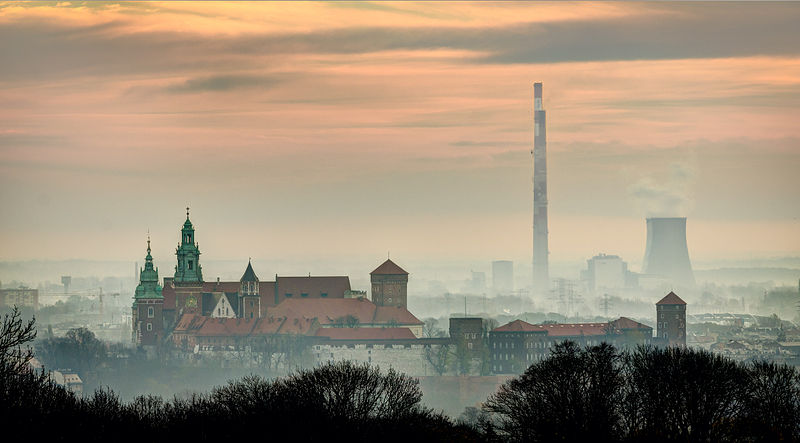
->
315, 327, 417, 341
278, 316, 318, 335
656, 291, 687, 305
277, 276, 350, 298
374, 305, 424, 325
609, 317, 652, 331
173, 313, 206, 332
269, 298, 376, 325
493, 319, 611, 337
492, 319, 544, 332
267, 298, 422, 327
370, 259, 408, 275
249, 315, 285, 335
195, 317, 258, 337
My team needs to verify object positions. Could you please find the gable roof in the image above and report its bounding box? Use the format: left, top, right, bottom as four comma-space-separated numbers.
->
656, 291, 687, 305
493, 319, 631, 337
493, 319, 545, 333
370, 259, 408, 275
608, 317, 653, 331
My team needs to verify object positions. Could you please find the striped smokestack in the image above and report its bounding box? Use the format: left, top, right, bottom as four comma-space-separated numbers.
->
532, 82, 549, 294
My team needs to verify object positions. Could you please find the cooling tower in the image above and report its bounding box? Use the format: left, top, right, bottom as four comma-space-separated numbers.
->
642, 217, 695, 287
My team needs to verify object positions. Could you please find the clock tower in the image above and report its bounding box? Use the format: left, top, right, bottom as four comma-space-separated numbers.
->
132, 237, 164, 347
173, 207, 203, 314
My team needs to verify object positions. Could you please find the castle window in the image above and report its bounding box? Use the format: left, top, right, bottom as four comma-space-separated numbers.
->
188, 260, 194, 270
147, 306, 154, 318
146, 323, 152, 331
321, 293, 328, 298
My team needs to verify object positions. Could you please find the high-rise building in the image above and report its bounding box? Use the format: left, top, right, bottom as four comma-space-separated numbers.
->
492, 260, 514, 295
584, 253, 628, 294
532, 82, 549, 295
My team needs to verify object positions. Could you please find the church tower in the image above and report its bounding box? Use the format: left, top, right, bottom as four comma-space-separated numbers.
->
173, 207, 203, 313
370, 259, 409, 308
239, 260, 261, 319
132, 237, 164, 347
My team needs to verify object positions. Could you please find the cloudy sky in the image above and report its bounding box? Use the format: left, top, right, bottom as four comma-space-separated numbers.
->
1, 2, 798, 274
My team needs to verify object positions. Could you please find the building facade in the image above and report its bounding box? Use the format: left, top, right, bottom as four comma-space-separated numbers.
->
0, 286, 38, 311
489, 317, 653, 374
135, 210, 423, 348
370, 259, 409, 308
656, 291, 687, 347
132, 238, 164, 346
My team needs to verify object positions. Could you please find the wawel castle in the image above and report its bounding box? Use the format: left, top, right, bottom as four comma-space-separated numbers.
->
132, 209, 423, 350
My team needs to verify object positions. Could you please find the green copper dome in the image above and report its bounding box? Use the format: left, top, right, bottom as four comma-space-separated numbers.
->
134, 238, 163, 300
174, 207, 203, 283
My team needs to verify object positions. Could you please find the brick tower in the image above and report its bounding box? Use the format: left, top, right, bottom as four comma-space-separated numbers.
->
370, 259, 409, 308
132, 236, 164, 346
656, 291, 686, 347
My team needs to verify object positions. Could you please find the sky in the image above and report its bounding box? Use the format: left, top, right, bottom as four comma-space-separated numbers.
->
1, 2, 799, 277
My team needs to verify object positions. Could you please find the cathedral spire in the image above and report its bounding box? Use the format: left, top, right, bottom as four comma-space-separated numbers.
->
174, 208, 203, 284
135, 236, 162, 299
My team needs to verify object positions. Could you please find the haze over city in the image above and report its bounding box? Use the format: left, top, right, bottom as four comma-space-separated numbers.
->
2, 3, 800, 440
0, 2, 798, 278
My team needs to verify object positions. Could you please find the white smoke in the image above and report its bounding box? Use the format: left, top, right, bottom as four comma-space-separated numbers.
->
629, 162, 695, 217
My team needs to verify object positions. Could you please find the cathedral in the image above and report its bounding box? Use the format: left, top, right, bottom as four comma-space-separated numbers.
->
132, 209, 417, 347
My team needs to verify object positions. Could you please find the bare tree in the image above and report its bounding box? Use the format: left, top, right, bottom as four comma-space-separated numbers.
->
0, 306, 36, 378
424, 343, 451, 376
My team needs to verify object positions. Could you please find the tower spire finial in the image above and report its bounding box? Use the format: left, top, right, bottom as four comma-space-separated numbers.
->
186, 206, 190, 218
147, 229, 151, 253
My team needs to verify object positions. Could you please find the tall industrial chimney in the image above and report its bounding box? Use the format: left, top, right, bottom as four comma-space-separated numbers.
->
532, 82, 549, 294
642, 217, 695, 287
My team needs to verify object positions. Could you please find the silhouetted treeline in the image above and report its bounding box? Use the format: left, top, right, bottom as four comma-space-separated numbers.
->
481, 341, 800, 442
3, 307, 800, 442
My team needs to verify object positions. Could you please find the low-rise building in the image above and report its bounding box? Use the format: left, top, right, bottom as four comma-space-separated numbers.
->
489, 317, 653, 374
0, 286, 39, 311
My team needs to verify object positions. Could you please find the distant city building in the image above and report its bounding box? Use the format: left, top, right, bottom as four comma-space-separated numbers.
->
468, 271, 486, 293
0, 286, 38, 311
582, 253, 634, 294
656, 291, 687, 347
492, 260, 513, 295
489, 317, 653, 374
